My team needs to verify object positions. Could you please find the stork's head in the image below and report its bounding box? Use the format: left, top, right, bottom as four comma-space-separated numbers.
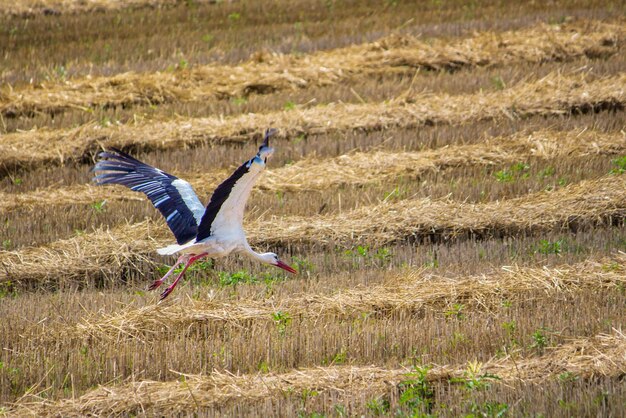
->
258, 128, 277, 162
261, 252, 297, 274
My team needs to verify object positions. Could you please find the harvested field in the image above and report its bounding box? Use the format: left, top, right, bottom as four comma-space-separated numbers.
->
2, 173, 625, 286
1, 72, 625, 175
75, 254, 626, 340
7, 331, 626, 417
1, 128, 624, 213
1, 20, 622, 118
1, 2, 625, 416
0, 0, 212, 16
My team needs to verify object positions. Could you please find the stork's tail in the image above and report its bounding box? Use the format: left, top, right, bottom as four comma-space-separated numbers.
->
157, 244, 186, 255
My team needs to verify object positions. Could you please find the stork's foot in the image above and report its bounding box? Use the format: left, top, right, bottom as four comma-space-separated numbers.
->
148, 279, 164, 291
156, 252, 209, 301
159, 285, 176, 301
149, 255, 188, 292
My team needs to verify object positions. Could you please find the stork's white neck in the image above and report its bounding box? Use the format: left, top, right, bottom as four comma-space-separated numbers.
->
241, 242, 274, 265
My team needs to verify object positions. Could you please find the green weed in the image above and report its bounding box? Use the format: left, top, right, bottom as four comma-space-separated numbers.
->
494, 162, 530, 182
537, 166, 556, 179
292, 256, 314, 274
451, 360, 500, 392
272, 311, 292, 336
218, 270, 256, 286
398, 365, 435, 413
344, 245, 393, 267
467, 400, 509, 417
494, 169, 514, 182
444, 303, 465, 320
558, 371, 578, 382
227, 12, 241, 23
535, 239, 565, 255
90, 200, 107, 213
258, 361, 270, 374
324, 349, 347, 366
424, 251, 439, 268
609, 156, 626, 175
601, 262, 621, 272
366, 397, 390, 416
232, 97, 247, 106
333, 404, 347, 417
501, 320, 516, 335
491, 75, 506, 90
384, 185, 408, 201
0, 281, 16, 298
530, 329, 549, 354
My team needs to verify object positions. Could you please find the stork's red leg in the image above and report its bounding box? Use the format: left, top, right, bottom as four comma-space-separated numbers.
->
148, 254, 188, 291
159, 252, 208, 301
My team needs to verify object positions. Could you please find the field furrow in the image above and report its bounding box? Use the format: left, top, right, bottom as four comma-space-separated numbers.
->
2, 174, 625, 285
1, 20, 621, 118
8, 331, 625, 417
1, 128, 623, 212
75, 254, 625, 340
1, 72, 624, 175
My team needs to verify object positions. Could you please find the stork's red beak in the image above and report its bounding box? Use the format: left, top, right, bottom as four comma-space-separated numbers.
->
275, 260, 297, 274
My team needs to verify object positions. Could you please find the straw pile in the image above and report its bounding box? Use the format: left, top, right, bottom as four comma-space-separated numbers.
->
74, 254, 625, 340
0, 220, 170, 286
9, 330, 626, 416
1, 20, 622, 117
0, 0, 195, 16
0, 170, 228, 212
258, 173, 626, 246
261, 128, 626, 191
1, 72, 624, 174
2, 174, 625, 284
2, 128, 623, 213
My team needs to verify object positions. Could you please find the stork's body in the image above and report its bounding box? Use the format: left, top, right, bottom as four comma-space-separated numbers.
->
93, 129, 295, 300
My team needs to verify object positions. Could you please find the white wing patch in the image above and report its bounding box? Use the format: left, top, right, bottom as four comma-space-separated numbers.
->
172, 179, 205, 225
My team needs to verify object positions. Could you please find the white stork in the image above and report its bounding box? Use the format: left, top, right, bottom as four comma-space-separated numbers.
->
93, 128, 296, 300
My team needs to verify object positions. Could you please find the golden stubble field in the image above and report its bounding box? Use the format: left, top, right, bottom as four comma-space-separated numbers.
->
1, 0, 626, 416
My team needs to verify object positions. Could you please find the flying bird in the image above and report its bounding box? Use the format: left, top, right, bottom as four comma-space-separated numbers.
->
93, 128, 296, 300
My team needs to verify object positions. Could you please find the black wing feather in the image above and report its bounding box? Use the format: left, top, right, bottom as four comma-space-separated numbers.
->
93, 148, 201, 244
195, 128, 277, 241
195, 163, 249, 241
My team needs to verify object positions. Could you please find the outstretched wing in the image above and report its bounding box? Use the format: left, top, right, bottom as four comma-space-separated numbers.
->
196, 129, 277, 241
93, 148, 204, 244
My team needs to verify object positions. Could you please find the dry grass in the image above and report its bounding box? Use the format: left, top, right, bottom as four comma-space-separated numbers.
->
7, 330, 625, 416
0, 0, 213, 16
1, 128, 623, 212
259, 173, 626, 246
1, 19, 621, 117
0, 220, 166, 285
263, 128, 626, 191
2, 3, 625, 415
2, 173, 625, 285
1, 72, 624, 175
73, 254, 625, 341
